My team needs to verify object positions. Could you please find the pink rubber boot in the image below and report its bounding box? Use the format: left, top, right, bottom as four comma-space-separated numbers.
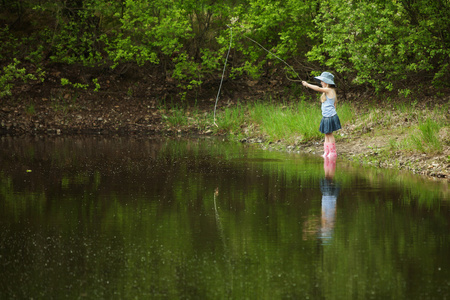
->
328, 142, 337, 158
322, 142, 330, 158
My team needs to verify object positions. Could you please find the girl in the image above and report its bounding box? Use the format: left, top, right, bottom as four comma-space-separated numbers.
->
302, 72, 341, 158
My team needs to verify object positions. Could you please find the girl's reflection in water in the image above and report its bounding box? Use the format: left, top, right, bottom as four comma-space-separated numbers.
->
319, 157, 340, 244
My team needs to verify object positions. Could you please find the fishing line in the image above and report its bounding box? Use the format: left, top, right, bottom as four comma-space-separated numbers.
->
213, 187, 234, 292
213, 25, 304, 126
213, 25, 233, 127
243, 36, 302, 82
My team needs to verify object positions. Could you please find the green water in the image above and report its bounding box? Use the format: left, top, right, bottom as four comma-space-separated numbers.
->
0, 136, 449, 299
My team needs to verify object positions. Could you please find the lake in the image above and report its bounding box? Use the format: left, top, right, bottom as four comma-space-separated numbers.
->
0, 136, 449, 299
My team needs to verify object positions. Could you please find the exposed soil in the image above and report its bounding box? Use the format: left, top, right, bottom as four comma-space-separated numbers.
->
1, 63, 449, 182
299, 133, 450, 180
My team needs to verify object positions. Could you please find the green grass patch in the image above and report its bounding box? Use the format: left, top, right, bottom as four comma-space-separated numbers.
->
212, 97, 355, 143
162, 107, 188, 127
390, 118, 445, 153
26, 103, 35, 115
415, 118, 443, 152
214, 104, 246, 133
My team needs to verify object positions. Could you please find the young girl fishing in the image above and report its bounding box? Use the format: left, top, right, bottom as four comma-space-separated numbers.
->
302, 72, 341, 158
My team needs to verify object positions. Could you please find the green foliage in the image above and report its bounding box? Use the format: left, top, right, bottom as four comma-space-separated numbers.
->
171, 52, 203, 99
2, 0, 450, 99
32, 0, 107, 66
309, 0, 450, 91
3, 0, 319, 95
60, 77, 100, 92
0, 59, 45, 97
92, 78, 101, 92
61, 78, 88, 90
0, 26, 18, 61
230, 0, 318, 79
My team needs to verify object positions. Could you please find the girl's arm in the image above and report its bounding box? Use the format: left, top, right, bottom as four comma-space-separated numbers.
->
302, 81, 336, 99
302, 81, 328, 93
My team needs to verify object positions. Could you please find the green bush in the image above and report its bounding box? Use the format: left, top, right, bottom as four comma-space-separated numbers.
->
0, 59, 45, 97
3, 0, 450, 99
308, 0, 450, 91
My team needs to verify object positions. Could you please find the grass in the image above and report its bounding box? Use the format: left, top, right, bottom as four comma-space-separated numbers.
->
159, 96, 355, 144
353, 99, 448, 155
389, 117, 446, 154
417, 118, 442, 151
214, 104, 246, 133
26, 103, 35, 115
214, 99, 324, 142
158, 95, 447, 159
407, 118, 444, 153
246, 98, 354, 143
163, 107, 188, 127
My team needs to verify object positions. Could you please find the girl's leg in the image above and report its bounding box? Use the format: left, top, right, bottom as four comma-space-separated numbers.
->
322, 134, 331, 157
328, 133, 337, 158
322, 141, 330, 157
327, 133, 335, 144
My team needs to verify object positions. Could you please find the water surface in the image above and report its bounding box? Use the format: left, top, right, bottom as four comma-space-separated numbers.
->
0, 136, 449, 299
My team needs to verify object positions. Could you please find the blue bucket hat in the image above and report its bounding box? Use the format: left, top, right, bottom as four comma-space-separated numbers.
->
314, 72, 336, 87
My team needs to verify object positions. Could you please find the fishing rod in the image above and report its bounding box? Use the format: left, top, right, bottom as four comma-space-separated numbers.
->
243, 35, 302, 82
213, 25, 304, 126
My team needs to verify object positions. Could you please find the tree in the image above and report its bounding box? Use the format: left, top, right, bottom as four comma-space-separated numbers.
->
308, 0, 450, 92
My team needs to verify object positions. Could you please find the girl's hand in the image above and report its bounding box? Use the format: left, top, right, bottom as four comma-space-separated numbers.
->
302, 81, 308, 87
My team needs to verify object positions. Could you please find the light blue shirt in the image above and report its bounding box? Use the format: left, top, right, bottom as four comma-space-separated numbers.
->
321, 95, 337, 117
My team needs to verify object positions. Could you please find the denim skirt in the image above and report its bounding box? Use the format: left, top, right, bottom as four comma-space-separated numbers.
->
319, 114, 342, 134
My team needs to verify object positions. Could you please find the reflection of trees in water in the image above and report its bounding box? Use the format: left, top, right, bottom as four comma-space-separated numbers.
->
2, 138, 450, 299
